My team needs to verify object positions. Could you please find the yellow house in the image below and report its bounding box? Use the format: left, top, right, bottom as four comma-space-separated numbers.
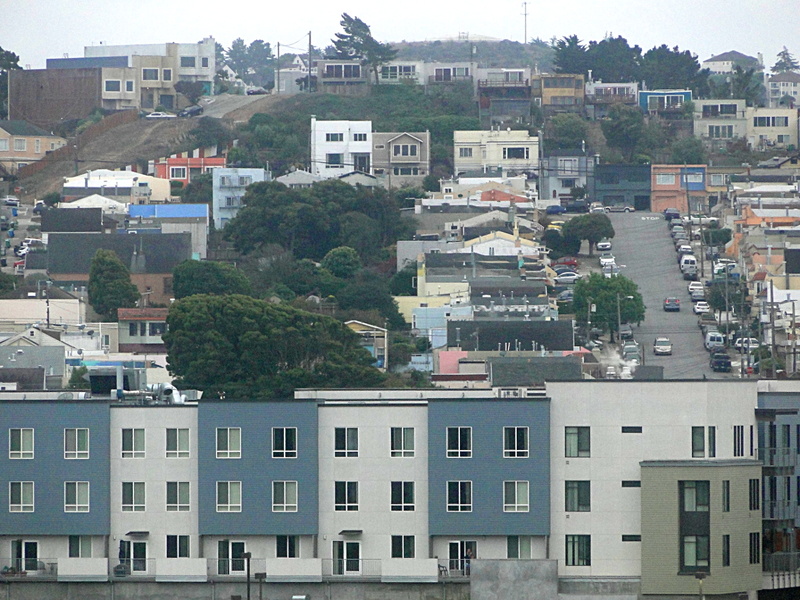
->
0, 120, 66, 175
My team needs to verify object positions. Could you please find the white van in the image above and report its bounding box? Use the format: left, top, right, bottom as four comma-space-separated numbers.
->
680, 254, 697, 272
704, 331, 725, 351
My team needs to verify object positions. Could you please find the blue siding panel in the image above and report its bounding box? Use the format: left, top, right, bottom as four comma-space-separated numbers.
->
198, 401, 318, 536
427, 399, 550, 536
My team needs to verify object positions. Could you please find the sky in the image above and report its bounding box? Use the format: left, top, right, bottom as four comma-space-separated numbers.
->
2, 0, 797, 71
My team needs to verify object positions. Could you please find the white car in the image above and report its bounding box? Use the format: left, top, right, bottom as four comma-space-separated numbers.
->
555, 272, 582, 284
693, 301, 711, 314
3, 196, 20, 206
599, 253, 615, 267
146, 112, 177, 119
687, 281, 704, 294
653, 337, 673, 355
733, 337, 760, 351
596, 241, 612, 251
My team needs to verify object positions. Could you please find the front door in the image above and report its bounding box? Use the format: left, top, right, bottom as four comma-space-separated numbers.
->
448, 540, 476, 575
332, 540, 360, 574
218, 540, 246, 575
12, 540, 38, 572
120, 540, 147, 572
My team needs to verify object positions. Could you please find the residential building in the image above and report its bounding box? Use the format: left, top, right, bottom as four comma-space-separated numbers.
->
584, 80, 638, 120
0, 121, 66, 175
345, 321, 388, 371
276, 56, 315, 94
767, 72, 800, 108
592, 164, 651, 211
128, 204, 211, 259
692, 99, 748, 150
275, 169, 323, 189
211, 168, 271, 229
62, 170, 171, 204
453, 130, 539, 178
702, 51, 762, 75
372, 132, 431, 188
476, 68, 532, 127
638, 90, 692, 114
153, 148, 227, 189
117, 308, 169, 353
309, 117, 372, 179
746, 107, 798, 149
532, 74, 585, 115
314, 59, 369, 95
650, 164, 707, 214
426, 62, 473, 86
539, 151, 595, 205
46, 56, 140, 111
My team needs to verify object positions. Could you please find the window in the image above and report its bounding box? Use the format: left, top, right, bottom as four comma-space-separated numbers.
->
390, 427, 414, 457
162, 69, 172, 81
276, 535, 298, 558
273, 427, 297, 458
216, 481, 242, 512
749, 478, 760, 510
142, 68, 159, 81
13, 139, 26, 152
621, 480, 641, 488
166, 482, 190, 511
272, 481, 298, 512
180, 56, 196, 68
507, 535, 532, 558
0, 139, 8, 151
334, 481, 358, 511
708, 426, 716, 458
164, 428, 189, 458
238, 176, 252, 186
129, 322, 138, 336
504, 480, 529, 512
734, 425, 745, 457
459, 147, 473, 158
166, 535, 189, 558
170, 166, 187, 179
621, 426, 642, 433
447, 481, 472, 512
122, 428, 145, 458
65, 481, 89, 512
391, 481, 415, 511
565, 426, 590, 457
708, 125, 734, 138
326, 133, 344, 142
447, 427, 472, 458
721, 534, 730, 567
621, 535, 641, 542
682, 535, 709, 569
326, 153, 344, 167
682, 481, 710, 512
391, 535, 415, 558
126, 80, 134, 92
393, 167, 419, 176
334, 427, 358, 457
722, 480, 730, 512
692, 426, 705, 457
749, 532, 760, 564
656, 173, 676, 186
69, 536, 92, 558
709, 173, 727, 186
202, 57, 209, 67
557, 157, 579, 173
9, 481, 34, 512
565, 535, 591, 566
504, 427, 529, 458
565, 481, 590, 512
353, 133, 367, 141
216, 427, 241, 458
9, 428, 34, 459
104, 80, 121, 92
683, 172, 703, 184
503, 147, 529, 160
393, 144, 418, 157
121, 482, 145, 512
754, 116, 789, 127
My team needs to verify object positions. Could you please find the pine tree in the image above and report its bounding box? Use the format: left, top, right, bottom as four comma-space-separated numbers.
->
330, 13, 397, 84
772, 47, 800, 73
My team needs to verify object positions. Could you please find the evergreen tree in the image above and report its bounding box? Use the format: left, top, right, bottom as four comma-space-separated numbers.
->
0, 46, 21, 119
330, 13, 397, 84
87, 249, 140, 321
773, 47, 800, 73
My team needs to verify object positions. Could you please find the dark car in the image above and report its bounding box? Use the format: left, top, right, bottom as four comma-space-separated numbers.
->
710, 352, 732, 372
619, 323, 634, 340
178, 105, 204, 117
663, 297, 681, 312
545, 204, 567, 215
664, 208, 681, 221
564, 200, 589, 213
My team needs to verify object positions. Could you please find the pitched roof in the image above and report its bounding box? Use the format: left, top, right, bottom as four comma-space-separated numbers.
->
0, 120, 56, 137
770, 72, 800, 84
705, 51, 759, 64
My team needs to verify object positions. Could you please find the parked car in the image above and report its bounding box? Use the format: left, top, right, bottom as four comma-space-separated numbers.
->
704, 330, 726, 351
557, 289, 574, 302
670, 226, 686, 238
733, 337, 760, 351
545, 204, 567, 215
687, 281, 704, 294
690, 289, 706, 303
564, 200, 589, 213
145, 112, 176, 119
246, 87, 268, 95
653, 337, 673, 355
683, 270, 699, 281
663, 297, 681, 312
664, 208, 681, 221
552, 257, 579, 269
596, 240, 612, 251
599, 253, 616, 267
178, 105, 204, 117
693, 301, 711, 314
3, 196, 20, 206
553, 265, 576, 275
709, 352, 732, 372
619, 323, 634, 340
605, 204, 635, 213
555, 271, 582, 284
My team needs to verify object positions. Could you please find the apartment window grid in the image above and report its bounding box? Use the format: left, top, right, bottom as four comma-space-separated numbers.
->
682, 481, 710, 512
166, 428, 189, 458
13, 138, 26, 152
722, 480, 730, 512
565, 535, 591, 566
447, 426, 472, 458
122, 482, 145, 512
325, 133, 344, 142
273, 427, 298, 458
565, 426, 590, 457
390, 427, 414, 457
565, 480, 590, 512
459, 147, 473, 158
504, 480, 529, 512
691, 426, 705, 457
749, 532, 761, 564
749, 479, 760, 510
507, 535, 532, 559
334, 427, 358, 457
334, 481, 358, 511
9, 428, 34, 459
216, 481, 242, 512
734, 425, 745, 457
121, 428, 145, 458
64, 481, 89, 512
503, 426, 529, 458
170, 166, 187, 179
393, 144, 418, 157
277, 535, 298, 558
166, 482, 190, 511
166, 535, 190, 558
391, 535, 415, 558
9, 481, 34, 512
391, 481, 415, 511
216, 427, 241, 458
447, 480, 472, 512
353, 133, 367, 141
682, 535, 710, 569
272, 481, 298, 512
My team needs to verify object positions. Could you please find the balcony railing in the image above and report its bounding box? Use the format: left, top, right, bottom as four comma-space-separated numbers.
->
0, 557, 59, 579
478, 79, 530, 88
585, 93, 636, 104
757, 447, 798, 468
206, 557, 267, 579
111, 558, 157, 579
764, 500, 798, 520
321, 558, 381, 579
763, 552, 800, 589
428, 76, 473, 84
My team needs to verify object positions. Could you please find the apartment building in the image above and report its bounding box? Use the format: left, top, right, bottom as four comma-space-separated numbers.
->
309, 117, 372, 179
746, 107, 798, 150
453, 129, 539, 177
211, 167, 271, 229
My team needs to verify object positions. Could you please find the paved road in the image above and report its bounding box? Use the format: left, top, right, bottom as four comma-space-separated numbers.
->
199, 94, 262, 118
606, 211, 724, 379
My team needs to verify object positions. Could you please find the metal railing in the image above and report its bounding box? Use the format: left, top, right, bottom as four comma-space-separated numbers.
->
206, 557, 267, 579
0, 557, 59, 579
111, 558, 156, 578
764, 552, 800, 588
428, 76, 473, 84
764, 500, 797, 520
321, 558, 381, 578
437, 559, 471, 578
478, 79, 530, 88
757, 447, 797, 468
585, 94, 636, 104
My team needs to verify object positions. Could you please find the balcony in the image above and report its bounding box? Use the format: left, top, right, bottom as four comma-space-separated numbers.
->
438, 558, 472, 579
0, 557, 59, 580
478, 79, 530, 88
763, 552, 800, 589
764, 500, 798, 521
428, 75, 472, 85
757, 447, 797, 470
585, 93, 636, 105
321, 558, 381, 579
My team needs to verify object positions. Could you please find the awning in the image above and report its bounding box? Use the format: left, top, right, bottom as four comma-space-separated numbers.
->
338, 529, 363, 536
125, 531, 149, 538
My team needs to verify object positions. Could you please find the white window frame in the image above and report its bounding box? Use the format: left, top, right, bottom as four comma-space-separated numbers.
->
0, 139, 8, 151
166, 481, 190, 512
104, 79, 122, 93
65, 428, 89, 459
391, 481, 415, 511
334, 427, 358, 457
64, 481, 90, 512
656, 173, 676, 186
34, 139, 41, 154
142, 68, 159, 81
9, 428, 34, 459
503, 480, 529, 512
272, 480, 298, 512
325, 133, 344, 142
272, 427, 297, 458
216, 427, 241, 459
446, 480, 472, 512
325, 153, 344, 167
121, 481, 145, 512
170, 166, 187, 179
503, 426, 529, 458
166, 428, 189, 458
9, 481, 34, 512
334, 481, 358, 511
216, 481, 242, 512
447, 426, 472, 458
391, 535, 415, 558
276, 535, 299, 558
166, 534, 190, 558
390, 427, 414, 457
353, 133, 367, 141
69, 535, 92, 558
121, 428, 145, 458
13, 139, 26, 152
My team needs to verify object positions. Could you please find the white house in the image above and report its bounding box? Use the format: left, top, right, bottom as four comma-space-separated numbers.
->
310, 117, 372, 180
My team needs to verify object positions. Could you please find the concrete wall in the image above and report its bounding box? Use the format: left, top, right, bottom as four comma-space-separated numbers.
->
471, 559, 558, 600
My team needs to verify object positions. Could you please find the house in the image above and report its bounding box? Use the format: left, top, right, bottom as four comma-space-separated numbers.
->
338, 171, 380, 187
531, 73, 585, 115
539, 151, 595, 205
767, 71, 800, 108
377, 61, 423, 85
117, 308, 169, 353
314, 58, 369, 95
584, 80, 638, 120
692, 99, 748, 149
453, 130, 540, 178
638, 89, 692, 114
275, 169, 324, 189
276, 56, 316, 94
476, 68, 532, 127
310, 117, 372, 179
128, 203, 210, 259
372, 132, 431, 188
592, 164, 651, 211
211, 167, 271, 229
153, 148, 227, 189
702, 50, 762, 75
650, 164, 707, 214
746, 107, 798, 149
62, 170, 171, 204
345, 320, 388, 371
60, 194, 128, 214
0, 121, 67, 175
40, 207, 110, 243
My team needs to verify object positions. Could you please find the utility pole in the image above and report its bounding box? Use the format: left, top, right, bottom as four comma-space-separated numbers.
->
770, 280, 777, 379
276, 42, 280, 95
307, 31, 312, 93
793, 301, 797, 375
522, 2, 528, 45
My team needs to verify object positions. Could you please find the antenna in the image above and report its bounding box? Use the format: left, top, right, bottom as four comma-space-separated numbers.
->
522, 2, 528, 44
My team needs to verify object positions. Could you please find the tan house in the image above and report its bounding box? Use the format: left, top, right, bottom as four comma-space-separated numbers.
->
0, 121, 66, 176
372, 131, 431, 188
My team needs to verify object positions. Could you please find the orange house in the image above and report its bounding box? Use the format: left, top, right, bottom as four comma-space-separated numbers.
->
650, 164, 707, 214
153, 147, 226, 187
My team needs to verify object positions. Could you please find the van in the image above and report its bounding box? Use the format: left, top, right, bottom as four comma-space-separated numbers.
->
680, 254, 697, 272
704, 331, 725, 351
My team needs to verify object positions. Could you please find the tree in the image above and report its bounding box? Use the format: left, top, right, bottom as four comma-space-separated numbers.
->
552, 35, 588, 75
670, 136, 707, 165
330, 13, 397, 84
248, 39, 275, 88
585, 36, 642, 82
773, 47, 800, 73
226, 38, 250, 80
164, 294, 386, 398
563, 213, 615, 256
702, 227, 732, 247
0, 272, 16, 294
174, 80, 206, 104
542, 228, 581, 259
572, 274, 645, 338
68, 366, 90, 390
87, 249, 140, 321
640, 45, 709, 95
41, 191, 61, 207
729, 65, 765, 107
546, 113, 589, 150
321, 246, 362, 279
172, 260, 253, 299
189, 117, 232, 148
0, 46, 21, 119
180, 172, 212, 205
600, 104, 644, 163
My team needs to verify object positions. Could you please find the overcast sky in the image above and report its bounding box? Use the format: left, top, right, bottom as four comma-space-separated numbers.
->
3, 0, 796, 71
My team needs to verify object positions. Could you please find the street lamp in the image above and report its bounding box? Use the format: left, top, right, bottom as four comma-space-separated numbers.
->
694, 571, 708, 600
242, 551, 252, 600
616, 293, 634, 343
